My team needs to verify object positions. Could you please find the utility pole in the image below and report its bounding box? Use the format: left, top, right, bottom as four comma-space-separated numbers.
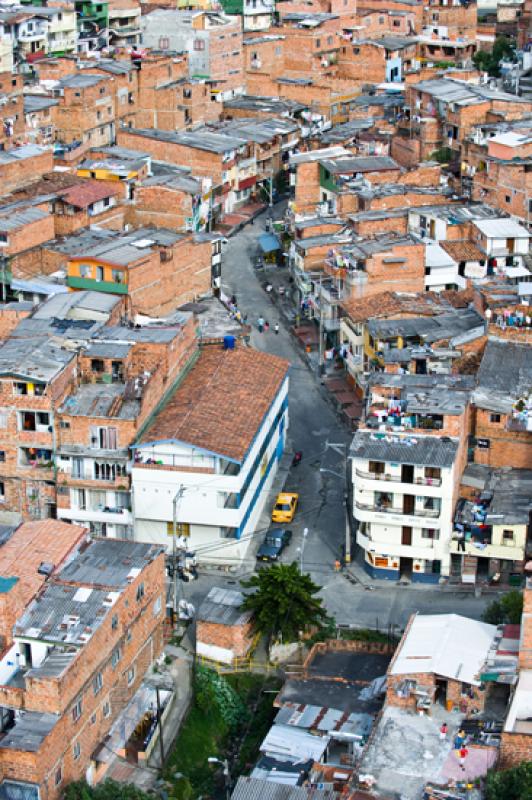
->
172, 485, 185, 623
318, 274, 325, 376
299, 527, 308, 574
269, 171, 273, 207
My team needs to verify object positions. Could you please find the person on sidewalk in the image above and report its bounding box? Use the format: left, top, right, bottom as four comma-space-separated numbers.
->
257, 316, 264, 333
274, 323, 279, 334
439, 722, 448, 742
264, 321, 270, 332
458, 746, 468, 771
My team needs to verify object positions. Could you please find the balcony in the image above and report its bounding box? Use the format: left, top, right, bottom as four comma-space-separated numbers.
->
57, 506, 132, 524
355, 500, 439, 518
355, 468, 441, 487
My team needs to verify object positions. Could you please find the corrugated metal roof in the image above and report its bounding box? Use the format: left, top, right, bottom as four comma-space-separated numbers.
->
350, 430, 459, 468
231, 776, 337, 799
260, 724, 329, 762
197, 586, 252, 626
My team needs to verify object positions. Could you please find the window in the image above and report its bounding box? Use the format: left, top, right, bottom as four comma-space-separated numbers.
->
112, 614, 118, 630
111, 269, 123, 284
0, 481, 4, 500
93, 672, 103, 695
73, 742, 81, 761
153, 595, 162, 616
79, 263, 91, 278
99, 87, 105, 95
136, 582, 145, 602
505, 195, 511, 204
90, 713, 97, 725
126, 629, 132, 642
111, 646, 121, 668
103, 701, 111, 718
327, 35, 333, 44
379, 16, 385, 23
316, 38, 321, 48
422, 528, 439, 540
193, 39, 205, 51
502, 529, 514, 543
0, 410, 7, 429
0, 451, 5, 463
90, 426, 117, 449
55, 768, 62, 787
60, 420, 70, 429
393, 18, 400, 26
166, 522, 190, 537
489, 413, 501, 423
72, 696, 82, 722
91, 359, 104, 373
368, 460, 385, 475
127, 666, 135, 686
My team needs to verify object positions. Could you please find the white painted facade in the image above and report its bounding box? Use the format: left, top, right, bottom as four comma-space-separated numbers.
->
131, 377, 289, 564
243, 0, 274, 31
351, 439, 458, 580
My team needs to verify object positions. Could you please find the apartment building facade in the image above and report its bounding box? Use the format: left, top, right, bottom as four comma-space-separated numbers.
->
0, 533, 166, 800
132, 345, 290, 565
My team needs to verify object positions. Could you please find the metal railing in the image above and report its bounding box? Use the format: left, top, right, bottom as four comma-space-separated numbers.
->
355, 468, 441, 487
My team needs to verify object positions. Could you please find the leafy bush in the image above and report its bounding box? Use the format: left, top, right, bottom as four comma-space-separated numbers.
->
63, 780, 151, 800
194, 665, 246, 732
482, 591, 523, 625
485, 762, 532, 800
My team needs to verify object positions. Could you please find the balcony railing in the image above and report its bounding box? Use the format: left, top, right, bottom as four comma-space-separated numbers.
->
355, 468, 442, 487
355, 500, 440, 518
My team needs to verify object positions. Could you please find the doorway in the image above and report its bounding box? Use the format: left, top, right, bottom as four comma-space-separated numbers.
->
403, 494, 415, 514
401, 464, 414, 484
400, 557, 413, 579
401, 526, 412, 546
435, 678, 448, 705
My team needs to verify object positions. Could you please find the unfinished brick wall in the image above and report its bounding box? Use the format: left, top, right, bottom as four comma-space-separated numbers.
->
197, 619, 254, 660
472, 408, 531, 469
0, 150, 54, 195
499, 731, 532, 768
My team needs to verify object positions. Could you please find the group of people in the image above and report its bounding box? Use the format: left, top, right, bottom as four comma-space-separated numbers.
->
439, 724, 469, 771
257, 316, 279, 334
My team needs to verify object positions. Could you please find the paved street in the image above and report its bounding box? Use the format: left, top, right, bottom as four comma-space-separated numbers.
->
182, 206, 495, 631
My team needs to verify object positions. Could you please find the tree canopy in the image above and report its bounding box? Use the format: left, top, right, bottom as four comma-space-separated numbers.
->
473, 37, 515, 77
482, 590, 523, 625
241, 562, 328, 643
63, 780, 152, 800
485, 762, 532, 800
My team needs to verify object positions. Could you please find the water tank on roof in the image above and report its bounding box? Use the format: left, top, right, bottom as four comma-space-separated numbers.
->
223, 335, 235, 351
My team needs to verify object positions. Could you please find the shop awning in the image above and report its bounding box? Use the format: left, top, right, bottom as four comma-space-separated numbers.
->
258, 233, 281, 253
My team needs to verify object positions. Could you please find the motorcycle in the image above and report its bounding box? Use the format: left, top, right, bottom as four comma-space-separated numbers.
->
292, 451, 303, 467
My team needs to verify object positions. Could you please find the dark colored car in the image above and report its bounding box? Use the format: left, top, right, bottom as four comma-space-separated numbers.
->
257, 529, 292, 562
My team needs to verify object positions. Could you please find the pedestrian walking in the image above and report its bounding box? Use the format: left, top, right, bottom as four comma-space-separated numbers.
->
439, 723, 448, 742
458, 746, 468, 771
264, 320, 270, 332
454, 730, 466, 750
455, 529, 465, 552
274, 323, 279, 334
334, 559, 341, 572
257, 316, 264, 333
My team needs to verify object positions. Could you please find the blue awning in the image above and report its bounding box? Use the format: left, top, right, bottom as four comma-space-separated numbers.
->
258, 233, 281, 253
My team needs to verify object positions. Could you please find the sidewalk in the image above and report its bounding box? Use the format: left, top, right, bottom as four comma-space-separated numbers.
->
215, 201, 267, 237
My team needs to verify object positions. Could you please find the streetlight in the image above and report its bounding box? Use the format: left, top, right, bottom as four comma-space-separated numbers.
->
172, 485, 185, 623
208, 757, 231, 799
297, 527, 308, 574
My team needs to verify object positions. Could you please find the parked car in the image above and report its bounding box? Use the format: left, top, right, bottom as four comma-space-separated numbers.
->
257, 529, 292, 562
271, 492, 299, 523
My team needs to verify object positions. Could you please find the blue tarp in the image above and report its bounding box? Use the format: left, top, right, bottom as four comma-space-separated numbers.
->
258, 232, 281, 253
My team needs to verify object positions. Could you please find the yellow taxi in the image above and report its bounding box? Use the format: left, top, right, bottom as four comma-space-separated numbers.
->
271, 492, 299, 523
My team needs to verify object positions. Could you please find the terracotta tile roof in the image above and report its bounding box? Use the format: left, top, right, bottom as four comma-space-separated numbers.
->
440, 240, 486, 263
61, 180, 121, 209
139, 346, 290, 462
0, 520, 87, 642
340, 291, 446, 324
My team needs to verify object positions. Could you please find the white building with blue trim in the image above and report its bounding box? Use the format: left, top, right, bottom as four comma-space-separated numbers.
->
131, 344, 290, 564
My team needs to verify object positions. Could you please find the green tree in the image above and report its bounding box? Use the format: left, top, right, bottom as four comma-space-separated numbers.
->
485, 762, 532, 800
241, 562, 328, 643
473, 36, 515, 77
482, 590, 523, 625
63, 780, 152, 800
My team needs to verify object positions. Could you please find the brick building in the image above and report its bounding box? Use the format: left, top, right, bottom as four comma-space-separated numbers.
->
386, 613, 497, 714
60, 226, 215, 316
0, 534, 166, 800
140, 10, 244, 101
0, 146, 54, 197
0, 72, 25, 150
196, 587, 254, 665
471, 339, 532, 470
55, 314, 198, 537
500, 580, 532, 767
52, 73, 116, 149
